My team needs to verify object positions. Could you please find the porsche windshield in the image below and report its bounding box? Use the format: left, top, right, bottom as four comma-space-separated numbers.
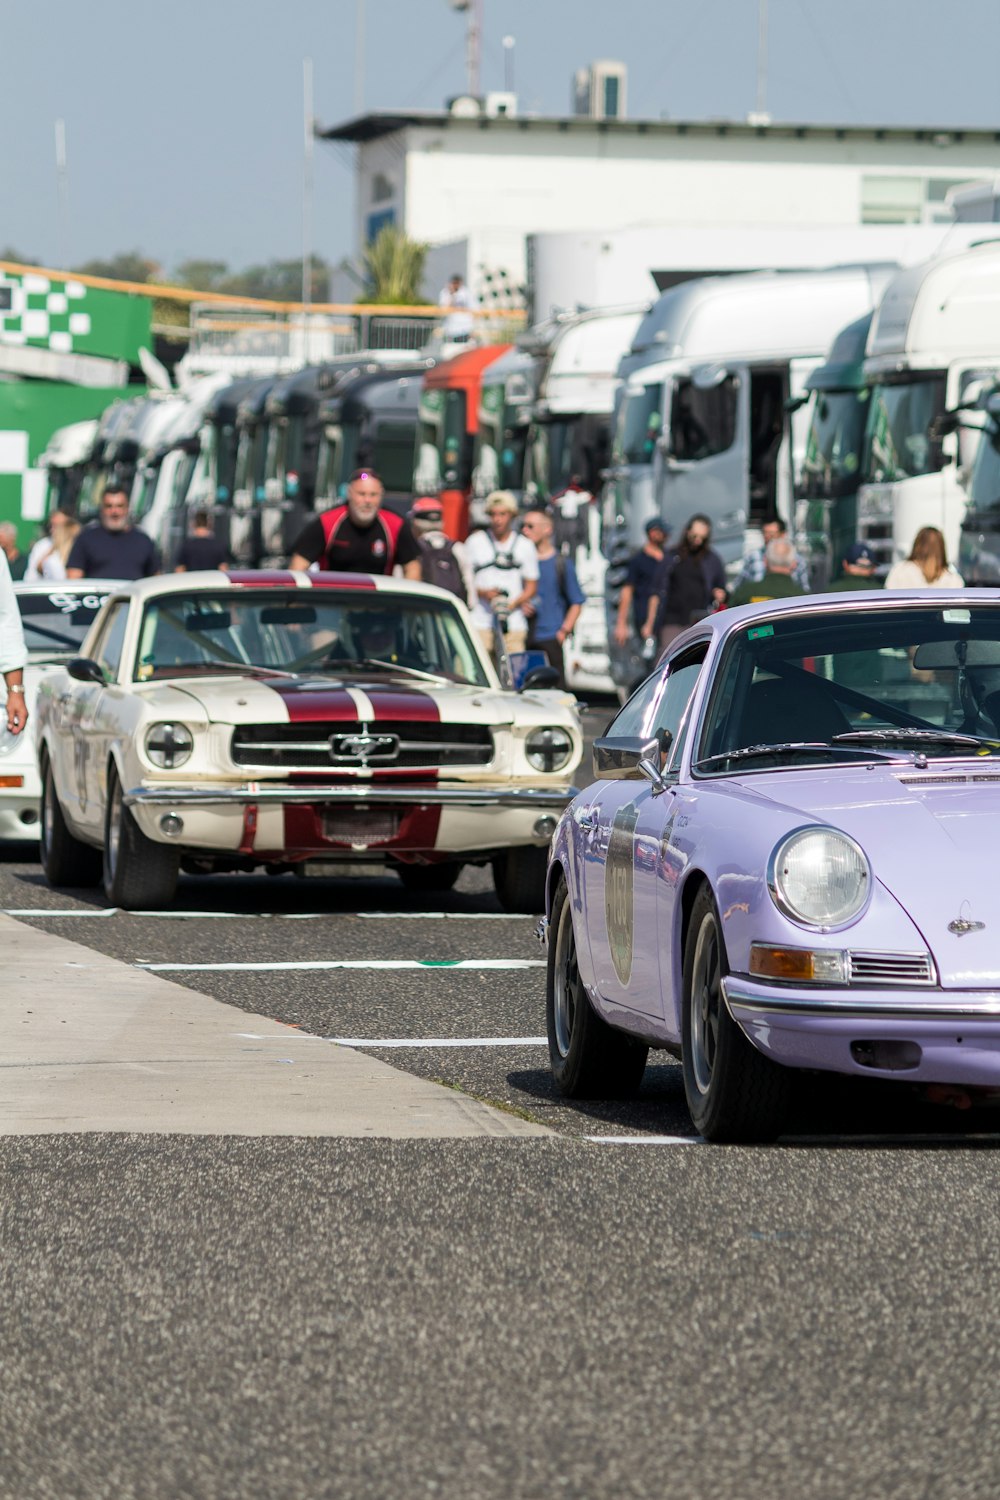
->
697, 603, 1000, 772
134, 590, 490, 686
18, 589, 112, 655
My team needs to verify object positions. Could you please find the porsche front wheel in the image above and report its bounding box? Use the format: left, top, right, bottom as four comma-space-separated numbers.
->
681, 886, 789, 1143
546, 876, 648, 1098
103, 766, 179, 910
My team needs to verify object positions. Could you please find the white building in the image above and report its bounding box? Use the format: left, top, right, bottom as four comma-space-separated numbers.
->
320, 101, 1000, 313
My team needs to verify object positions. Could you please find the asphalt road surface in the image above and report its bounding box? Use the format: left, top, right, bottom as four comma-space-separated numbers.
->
2, 699, 999, 1497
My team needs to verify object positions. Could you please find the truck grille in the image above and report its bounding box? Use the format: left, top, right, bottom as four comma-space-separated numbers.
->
231, 720, 494, 771
848, 951, 935, 986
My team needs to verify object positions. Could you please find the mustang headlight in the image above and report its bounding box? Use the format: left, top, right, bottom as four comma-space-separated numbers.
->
768, 826, 870, 929
526, 726, 573, 774
145, 722, 194, 770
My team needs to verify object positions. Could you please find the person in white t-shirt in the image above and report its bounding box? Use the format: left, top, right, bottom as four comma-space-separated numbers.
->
439, 273, 475, 341
464, 490, 538, 656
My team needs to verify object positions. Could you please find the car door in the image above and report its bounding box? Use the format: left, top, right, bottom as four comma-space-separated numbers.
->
61, 602, 130, 836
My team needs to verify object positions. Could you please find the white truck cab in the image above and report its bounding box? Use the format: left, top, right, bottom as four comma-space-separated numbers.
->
857, 241, 1000, 569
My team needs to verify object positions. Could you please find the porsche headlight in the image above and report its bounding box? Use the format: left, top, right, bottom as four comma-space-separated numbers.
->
525, 726, 573, 773
768, 826, 870, 929
145, 722, 194, 770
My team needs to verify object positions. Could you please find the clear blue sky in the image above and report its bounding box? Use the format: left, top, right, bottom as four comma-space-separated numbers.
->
4, 0, 1000, 276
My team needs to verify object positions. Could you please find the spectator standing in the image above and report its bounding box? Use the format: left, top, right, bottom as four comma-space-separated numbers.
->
728, 535, 806, 605
613, 517, 670, 658
826, 541, 881, 592
884, 526, 963, 589
465, 490, 538, 656
735, 513, 810, 591
439, 273, 476, 342
407, 496, 476, 606
0, 523, 26, 581
0, 551, 28, 739
25, 511, 80, 582
520, 507, 586, 688
289, 468, 421, 579
66, 484, 159, 580
659, 514, 728, 646
174, 511, 229, 572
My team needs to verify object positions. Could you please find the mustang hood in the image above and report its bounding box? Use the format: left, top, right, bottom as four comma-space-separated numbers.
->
746, 764, 1000, 989
156, 673, 519, 729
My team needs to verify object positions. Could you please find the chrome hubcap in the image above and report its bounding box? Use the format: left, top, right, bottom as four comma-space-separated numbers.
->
690, 914, 721, 1096
553, 900, 581, 1059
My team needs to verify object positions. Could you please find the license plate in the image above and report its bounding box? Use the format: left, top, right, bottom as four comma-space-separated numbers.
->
321, 809, 400, 845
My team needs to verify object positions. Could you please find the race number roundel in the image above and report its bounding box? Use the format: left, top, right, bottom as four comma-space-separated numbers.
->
605, 802, 639, 985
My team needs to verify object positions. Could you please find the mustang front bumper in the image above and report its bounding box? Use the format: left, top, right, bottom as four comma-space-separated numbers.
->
724, 976, 1000, 1088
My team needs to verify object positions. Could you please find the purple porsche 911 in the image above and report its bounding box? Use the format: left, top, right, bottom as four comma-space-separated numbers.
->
542, 589, 1000, 1141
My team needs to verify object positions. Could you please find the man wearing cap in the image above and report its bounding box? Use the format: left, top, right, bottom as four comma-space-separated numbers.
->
289, 468, 421, 578
408, 497, 476, 606
464, 490, 538, 655
826, 541, 881, 591
613, 517, 671, 656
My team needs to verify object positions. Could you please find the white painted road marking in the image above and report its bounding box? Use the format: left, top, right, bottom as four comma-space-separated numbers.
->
584, 1135, 703, 1145
136, 958, 546, 973
4, 908, 527, 921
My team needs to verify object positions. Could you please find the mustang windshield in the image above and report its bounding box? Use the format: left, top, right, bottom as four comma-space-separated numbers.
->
134, 590, 490, 687
18, 589, 112, 655
697, 604, 1000, 772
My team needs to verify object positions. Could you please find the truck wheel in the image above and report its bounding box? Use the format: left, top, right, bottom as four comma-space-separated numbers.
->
546, 875, 648, 1097
102, 766, 179, 910
39, 753, 102, 888
397, 862, 462, 893
681, 885, 790, 1142
492, 846, 548, 914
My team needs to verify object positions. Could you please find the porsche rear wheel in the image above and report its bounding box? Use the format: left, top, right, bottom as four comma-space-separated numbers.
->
546, 876, 648, 1098
39, 754, 102, 888
103, 766, 179, 910
492, 845, 549, 914
681, 886, 790, 1143
397, 861, 462, 893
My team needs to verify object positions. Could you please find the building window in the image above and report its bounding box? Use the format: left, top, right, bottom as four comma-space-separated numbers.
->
860, 175, 924, 224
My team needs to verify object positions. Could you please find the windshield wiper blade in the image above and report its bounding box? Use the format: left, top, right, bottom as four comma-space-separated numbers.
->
349, 657, 448, 682
833, 729, 993, 750
694, 741, 905, 769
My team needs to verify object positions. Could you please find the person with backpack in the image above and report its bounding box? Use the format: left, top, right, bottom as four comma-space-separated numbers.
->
407, 497, 476, 607
464, 490, 538, 656
520, 506, 585, 689
288, 468, 422, 577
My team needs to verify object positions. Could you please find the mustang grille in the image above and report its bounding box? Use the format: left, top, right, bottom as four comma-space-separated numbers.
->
848, 952, 935, 986
231, 720, 494, 770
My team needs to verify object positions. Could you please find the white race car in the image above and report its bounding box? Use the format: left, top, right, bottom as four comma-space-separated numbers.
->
36, 570, 584, 910
0, 582, 115, 840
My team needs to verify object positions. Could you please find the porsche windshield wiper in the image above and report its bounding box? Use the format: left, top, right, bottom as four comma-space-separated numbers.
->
694, 741, 905, 770
832, 728, 996, 751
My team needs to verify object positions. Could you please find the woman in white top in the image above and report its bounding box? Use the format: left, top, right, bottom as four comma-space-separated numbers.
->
884, 526, 964, 589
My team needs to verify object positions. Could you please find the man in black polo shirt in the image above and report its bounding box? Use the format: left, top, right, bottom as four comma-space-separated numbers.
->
288, 468, 422, 577
66, 484, 160, 580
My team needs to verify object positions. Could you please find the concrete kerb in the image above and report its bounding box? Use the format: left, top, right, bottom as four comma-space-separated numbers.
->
0, 914, 550, 1139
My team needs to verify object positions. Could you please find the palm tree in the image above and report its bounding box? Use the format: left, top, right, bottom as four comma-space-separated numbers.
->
362, 226, 429, 305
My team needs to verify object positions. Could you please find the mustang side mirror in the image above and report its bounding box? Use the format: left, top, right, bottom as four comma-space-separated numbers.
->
67, 657, 106, 685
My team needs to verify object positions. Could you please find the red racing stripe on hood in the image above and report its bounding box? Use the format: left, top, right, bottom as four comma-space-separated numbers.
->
363, 685, 441, 724
263, 681, 361, 723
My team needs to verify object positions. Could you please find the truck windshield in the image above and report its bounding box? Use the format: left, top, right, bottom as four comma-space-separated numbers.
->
800, 389, 870, 500
861, 375, 947, 482
614, 385, 663, 464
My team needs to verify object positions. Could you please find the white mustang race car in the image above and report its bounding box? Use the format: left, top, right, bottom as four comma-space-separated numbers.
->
35, 570, 583, 910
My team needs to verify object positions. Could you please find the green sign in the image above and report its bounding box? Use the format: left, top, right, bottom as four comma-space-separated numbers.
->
0, 268, 151, 365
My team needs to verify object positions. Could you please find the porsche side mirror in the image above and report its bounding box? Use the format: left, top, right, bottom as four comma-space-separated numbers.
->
67, 657, 105, 685
593, 734, 661, 781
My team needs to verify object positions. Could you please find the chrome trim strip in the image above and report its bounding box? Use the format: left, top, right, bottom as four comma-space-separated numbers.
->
724, 978, 1000, 1019
124, 784, 576, 810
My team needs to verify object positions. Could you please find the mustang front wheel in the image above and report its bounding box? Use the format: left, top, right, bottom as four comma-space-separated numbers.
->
492, 845, 548, 914
546, 876, 648, 1098
103, 766, 179, 910
681, 886, 789, 1143
39, 753, 102, 888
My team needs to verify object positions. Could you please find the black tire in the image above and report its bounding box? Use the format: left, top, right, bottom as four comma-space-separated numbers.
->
39, 753, 102, 888
681, 885, 790, 1143
546, 876, 648, 1098
492, 845, 549, 914
396, 861, 462, 893
102, 765, 179, 909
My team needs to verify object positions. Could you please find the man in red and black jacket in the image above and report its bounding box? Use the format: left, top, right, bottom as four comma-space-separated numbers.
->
289, 468, 422, 577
